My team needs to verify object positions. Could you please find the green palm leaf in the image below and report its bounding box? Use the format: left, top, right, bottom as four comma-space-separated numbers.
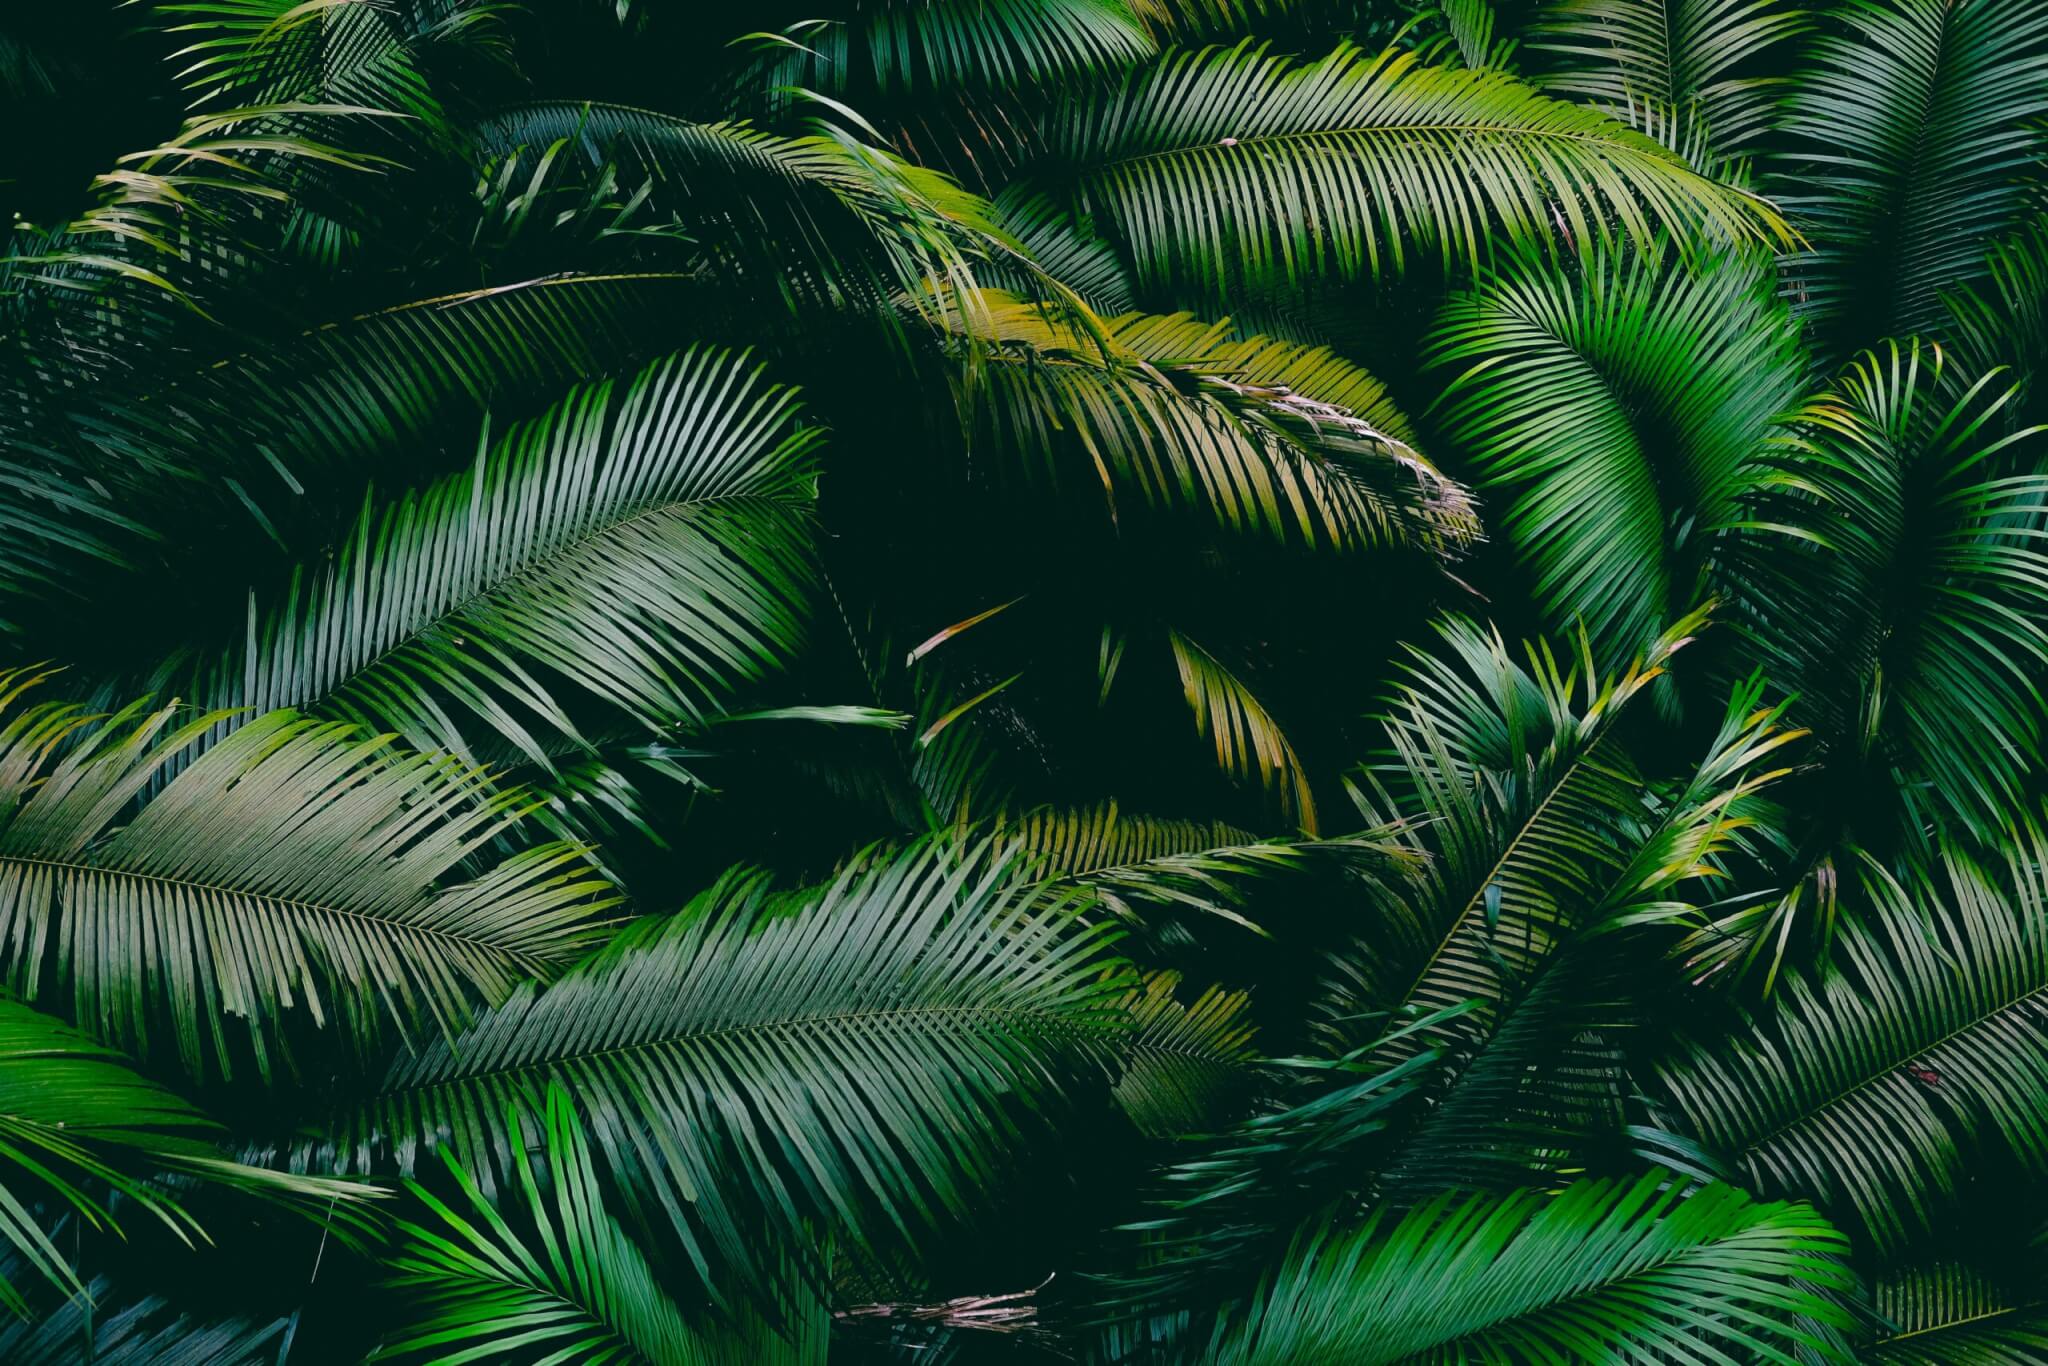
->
1206, 1174, 1857, 1365
0, 997, 377, 1315
1718, 341, 2048, 838
1529, 0, 1807, 160
953, 291, 1478, 558
1427, 242, 1803, 672
736, 0, 1158, 96
1773, 0, 2048, 351
326, 840, 1133, 1305
1868, 1259, 2048, 1363
1645, 836, 2048, 1255
0, 680, 615, 1080
1026, 39, 1790, 302
1109, 971, 1258, 1137
184, 346, 820, 769
380, 1085, 826, 1364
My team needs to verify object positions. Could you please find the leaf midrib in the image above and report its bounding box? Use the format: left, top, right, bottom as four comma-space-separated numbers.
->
382, 1000, 1101, 1099
0, 853, 560, 965
1079, 119, 1700, 181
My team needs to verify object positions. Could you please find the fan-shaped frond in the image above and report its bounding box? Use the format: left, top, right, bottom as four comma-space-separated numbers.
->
325, 840, 1133, 1305
1427, 242, 1803, 671
1773, 0, 2048, 351
381, 1085, 826, 1364
1027, 39, 1790, 302
1646, 837, 2048, 1255
183, 346, 820, 769
1206, 1175, 1857, 1365
0, 681, 615, 1080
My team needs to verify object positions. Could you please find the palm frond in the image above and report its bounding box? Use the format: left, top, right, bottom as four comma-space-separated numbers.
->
1169, 630, 1317, 833
0, 997, 378, 1314
1109, 971, 1258, 1137
1718, 341, 2048, 839
736, 0, 1157, 96
0, 680, 616, 1081
1206, 1174, 1857, 1365
1027, 39, 1790, 303
183, 346, 820, 769
1772, 0, 2048, 351
1427, 241, 1803, 672
1332, 608, 1719, 1059
951, 292, 1479, 559
1529, 0, 1807, 159
1868, 1259, 2048, 1363
325, 840, 1133, 1306
380, 1084, 827, 1364
1645, 835, 2048, 1255
0, 1273, 293, 1364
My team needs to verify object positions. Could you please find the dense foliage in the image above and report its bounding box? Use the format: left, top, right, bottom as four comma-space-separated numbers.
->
3, 0, 2048, 1360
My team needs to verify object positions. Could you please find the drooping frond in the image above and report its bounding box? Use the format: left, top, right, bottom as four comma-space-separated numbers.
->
1427, 242, 1803, 671
949, 292, 1479, 560
381, 1085, 827, 1364
1026, 39, 1791, 302
1528, 0, 1807, 160
0, 681, 615, 1081
1772, 0, 2048, 352
1205, 1175, 1857, 1364
182, 346, 820, 769
1645, 837, 2048, 1255
325, 841, 1133, 1305
1718, 341, 2048, 839
1170, 630, 1317, 833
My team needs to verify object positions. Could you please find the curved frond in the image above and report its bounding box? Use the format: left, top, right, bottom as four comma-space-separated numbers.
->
0, 682, 615, 1080
1529, 0, 1807, 159
1169, 630, 1317, 833
0, 998, 377, 1314
1646, 837, 2048, 1254
1207, 1175, 1857, 1365
1719, 341, 2048, 838
1428, 242, 1803, 670
1027, 40, 1790, 302
187, 346, 820, 769
326, 840, 1133, 1304
381, 1085, 826, 1364
1773, 0, 2048, 350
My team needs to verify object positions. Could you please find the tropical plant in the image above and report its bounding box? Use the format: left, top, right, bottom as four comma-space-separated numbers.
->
4, 0, 2048, 1360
